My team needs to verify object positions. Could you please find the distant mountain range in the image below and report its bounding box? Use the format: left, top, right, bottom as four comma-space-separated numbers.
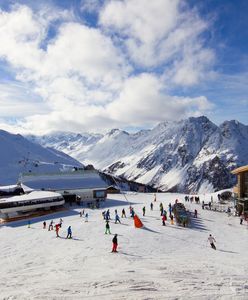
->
0, 130, 83, 185
27, 116, 248, 193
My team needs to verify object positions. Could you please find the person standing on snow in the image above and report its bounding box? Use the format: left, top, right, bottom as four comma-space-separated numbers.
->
160, 203, 164, 216
142, 206, 146, 216
66, 226, 72, 239
150, 202, 153, 211
105, 209, 110, 221
121, 208, 126, 218
112, 234, 118, 252
105, 220, 111, 234
115, 213, 121, 224
48, 220, 54, 231
85, 213, 88, 222
208, 234, 216, 250
194, 209, 198, 218
43, 221, 46, 229
162, 214, 166, 226
55, 223, 60, 237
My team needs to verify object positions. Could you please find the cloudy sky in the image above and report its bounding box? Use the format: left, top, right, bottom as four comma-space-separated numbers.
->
0, 0, 247, 134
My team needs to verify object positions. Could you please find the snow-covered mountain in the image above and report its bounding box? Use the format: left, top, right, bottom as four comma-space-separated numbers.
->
0, 130, 83, 185
27, 117, 248, 193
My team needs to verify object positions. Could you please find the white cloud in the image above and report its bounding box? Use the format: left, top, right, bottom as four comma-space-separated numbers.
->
100, 0, 215, 85
80, 0, 102, 13
0, 82, 48, 117
106, 73, 213, 126
0, 2, 216, 135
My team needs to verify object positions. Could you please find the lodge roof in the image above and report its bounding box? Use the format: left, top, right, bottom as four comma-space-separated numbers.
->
231, 165, 248, 174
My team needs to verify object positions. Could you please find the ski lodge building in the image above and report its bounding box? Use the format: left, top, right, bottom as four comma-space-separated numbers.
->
231, 165, 248, 214
19, 170, 108, 206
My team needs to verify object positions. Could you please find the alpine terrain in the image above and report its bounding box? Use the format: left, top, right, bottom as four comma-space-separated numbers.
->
0, 130, 83, 185
27, 116, 248, 193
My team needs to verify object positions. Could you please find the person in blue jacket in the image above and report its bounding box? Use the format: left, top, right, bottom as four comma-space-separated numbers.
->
66, 226, 72, 239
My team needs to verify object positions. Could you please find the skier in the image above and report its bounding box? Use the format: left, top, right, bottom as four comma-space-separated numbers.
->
85, 212, 88, 222
240, 215, 244, 225
115, 213, 121, 224
59, 218, 63, 227
154, 193, 156, 202
66, 226, 72, 239
48, 220, 54, 231
102, 211, 106, 219
121, 208, 126, 218
170, 214, 174, 225
43, 221, 46, 229
168, 203, 172, 217
202, 201, 205, 210
130, 208, 135, 218
194, 209, 198, 218
112, 234, 118, 252
208, 234, 216, 250
105, 220, 111, 234
162, 214, 166, 226
142, 206, 146, 216
106, 209, 110, 220
28, 220, 31, 228
55, 223, 60, 237
150, 202, 153, 211
160, 203, 163, 216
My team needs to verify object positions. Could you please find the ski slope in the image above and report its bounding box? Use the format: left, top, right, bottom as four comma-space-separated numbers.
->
0, 192, 247, 300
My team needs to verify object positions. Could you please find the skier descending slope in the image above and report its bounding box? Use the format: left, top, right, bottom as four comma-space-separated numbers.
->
208, 234, 216, 250
112, 234, 118, 252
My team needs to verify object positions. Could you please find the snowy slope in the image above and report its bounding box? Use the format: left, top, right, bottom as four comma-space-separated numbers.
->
0, 130, 83, 184
27, 117, 248, 193
0, 192, 247, 299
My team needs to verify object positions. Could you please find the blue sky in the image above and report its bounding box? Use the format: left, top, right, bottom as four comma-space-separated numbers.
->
0, 0, 247, 134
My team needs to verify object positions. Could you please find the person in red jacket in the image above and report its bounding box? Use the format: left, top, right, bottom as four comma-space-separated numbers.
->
55, 223, 60, 237
112, 234, 118, 252
162, 215, 166, 226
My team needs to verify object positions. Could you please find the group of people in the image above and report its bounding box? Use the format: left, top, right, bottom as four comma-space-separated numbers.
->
184, 195, 201, 204
40, 218, 72, 239
26, 194, 219, 252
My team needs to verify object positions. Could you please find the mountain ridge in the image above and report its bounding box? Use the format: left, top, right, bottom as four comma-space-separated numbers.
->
26, 116, 248, 193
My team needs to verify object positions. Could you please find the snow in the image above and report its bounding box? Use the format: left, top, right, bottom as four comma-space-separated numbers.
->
0, 192, 247, 299
0, 184, 21, 192
29, 116, 248, 193
198, 180, 214, 194
0, 191, 62, 204
0, 129, 83, 185
21, 171, 107, 190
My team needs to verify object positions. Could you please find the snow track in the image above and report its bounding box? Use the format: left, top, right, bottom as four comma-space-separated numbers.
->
0, 192, 247, 299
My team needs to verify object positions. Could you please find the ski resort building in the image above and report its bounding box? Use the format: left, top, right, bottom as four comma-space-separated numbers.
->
232, 165, 248, 214
0, 184, 24, 197
0, 191, 64, 219
19, 170, 108, 205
